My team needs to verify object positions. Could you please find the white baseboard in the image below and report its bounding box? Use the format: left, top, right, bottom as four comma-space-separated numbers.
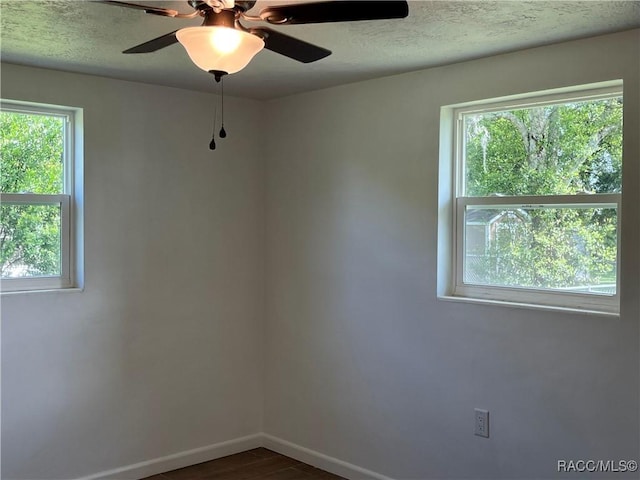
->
262, 434, 394, 480
78, 433, 263, 480
77, 432, 392, 480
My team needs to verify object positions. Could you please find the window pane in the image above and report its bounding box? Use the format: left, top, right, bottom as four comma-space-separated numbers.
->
1, 203, 61, 278
463, 97, 623, 197
0, 110, 65, 194
464, 206, 617, 295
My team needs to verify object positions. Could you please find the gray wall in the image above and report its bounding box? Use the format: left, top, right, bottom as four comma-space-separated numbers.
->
264, 30, 639, 479
1, 64, 266, 479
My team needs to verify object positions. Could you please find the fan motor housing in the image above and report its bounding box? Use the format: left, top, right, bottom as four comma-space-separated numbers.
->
202, 8, 236, 27
188, 0, 257, 13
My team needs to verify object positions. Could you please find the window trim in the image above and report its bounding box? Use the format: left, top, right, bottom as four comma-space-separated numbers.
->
1, 101, 80, 293
440, 82, 623, 314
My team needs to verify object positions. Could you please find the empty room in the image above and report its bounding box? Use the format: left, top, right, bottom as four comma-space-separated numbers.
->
1, 1, 639, 479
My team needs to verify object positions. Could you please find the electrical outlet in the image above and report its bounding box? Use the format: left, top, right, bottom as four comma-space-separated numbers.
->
474, 408, 489, 437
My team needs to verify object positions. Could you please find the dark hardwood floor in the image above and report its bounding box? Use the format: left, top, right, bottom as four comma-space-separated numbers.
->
142, 448, 346, 480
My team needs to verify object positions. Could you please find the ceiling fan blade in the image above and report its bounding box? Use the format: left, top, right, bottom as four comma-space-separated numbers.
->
252, 28, 331, 63
259, 0, 408, 25
123, 30, 179, 53
101, 0, 179, 17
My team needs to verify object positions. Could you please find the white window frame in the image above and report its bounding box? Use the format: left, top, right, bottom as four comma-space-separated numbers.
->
1, 101, 79, 292
445, 83, 622, 314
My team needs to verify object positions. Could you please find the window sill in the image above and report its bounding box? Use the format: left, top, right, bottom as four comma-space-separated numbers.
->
438, 294, 619, 318
1, 286, 84, 296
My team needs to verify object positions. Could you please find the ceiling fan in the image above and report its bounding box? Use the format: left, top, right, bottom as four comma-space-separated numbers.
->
103, 0, 409, 80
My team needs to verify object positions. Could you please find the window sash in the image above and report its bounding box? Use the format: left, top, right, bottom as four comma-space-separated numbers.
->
457, 193, 619, 208
453, 86, 623, 198
0, 101, 73, 196
0, 193, 71, 291
453, 194, 621, 313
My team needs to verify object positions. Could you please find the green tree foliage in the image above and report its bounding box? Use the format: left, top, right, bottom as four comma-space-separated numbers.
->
463, 97, 622, 291
1, 111, 64, 277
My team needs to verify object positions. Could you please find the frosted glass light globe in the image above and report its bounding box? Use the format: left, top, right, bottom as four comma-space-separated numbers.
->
177, 27, 264, 75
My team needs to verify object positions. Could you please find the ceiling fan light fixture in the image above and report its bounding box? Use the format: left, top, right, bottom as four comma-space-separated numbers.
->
176, 26, 264, 75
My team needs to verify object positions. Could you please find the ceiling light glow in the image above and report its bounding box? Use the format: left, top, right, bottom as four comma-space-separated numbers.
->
176, 26, 264, 75
209, 27, 242, 54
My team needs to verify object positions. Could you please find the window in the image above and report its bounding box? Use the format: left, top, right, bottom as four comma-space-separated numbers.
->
1, 101, 81, 292
442, 83, 623, 313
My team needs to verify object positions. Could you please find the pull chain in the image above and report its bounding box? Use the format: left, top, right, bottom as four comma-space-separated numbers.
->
219, 76, 227, 138
209, 93, 217, 150
209, 71, 227, 150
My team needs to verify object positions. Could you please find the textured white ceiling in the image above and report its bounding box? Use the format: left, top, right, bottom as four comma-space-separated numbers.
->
1, 1, 639, 99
